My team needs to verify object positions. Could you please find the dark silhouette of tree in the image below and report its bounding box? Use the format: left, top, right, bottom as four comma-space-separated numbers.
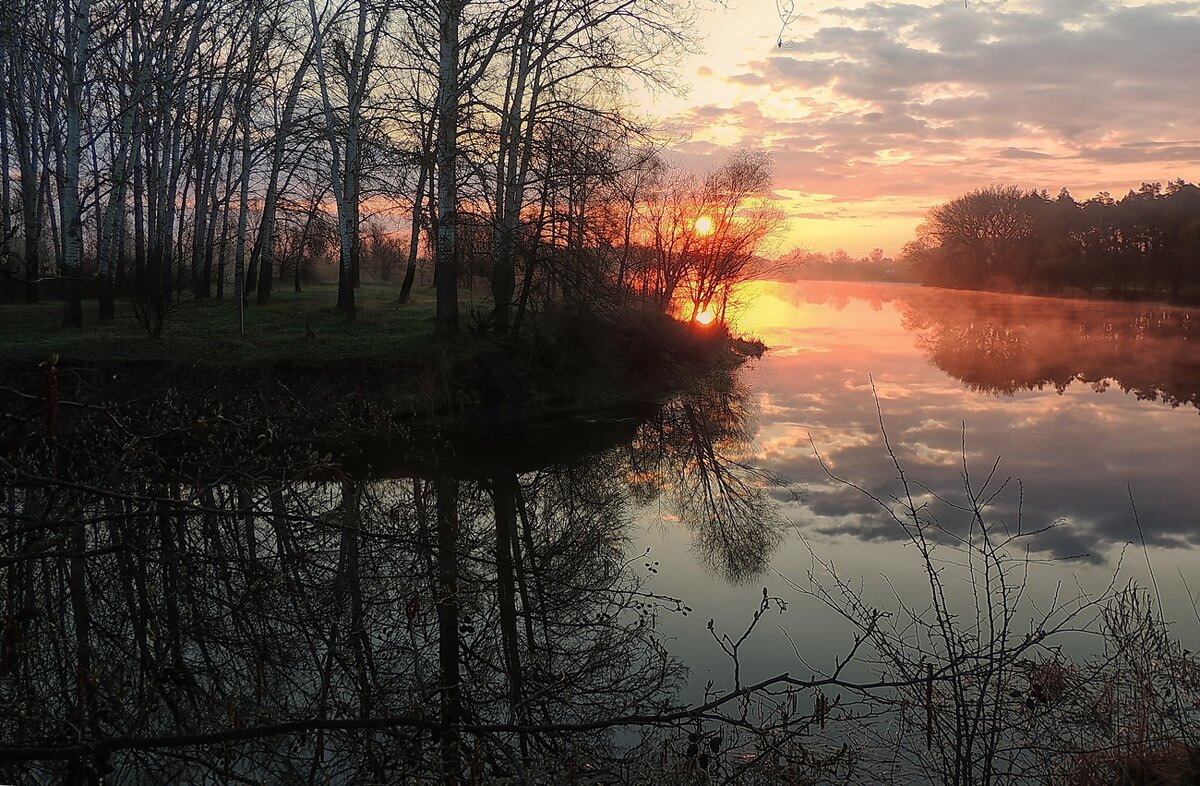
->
913, 180, 1200, 301
919, 185, 1039, 287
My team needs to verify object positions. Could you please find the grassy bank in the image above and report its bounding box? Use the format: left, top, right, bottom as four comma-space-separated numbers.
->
0, 283, 471, 366
0, 283, 752, 437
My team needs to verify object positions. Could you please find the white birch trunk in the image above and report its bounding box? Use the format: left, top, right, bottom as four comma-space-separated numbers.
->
61, 0, 92, 328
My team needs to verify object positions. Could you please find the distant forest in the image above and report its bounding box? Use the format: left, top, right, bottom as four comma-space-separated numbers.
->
776, 247, 917, 284
904, 181, 1200, 301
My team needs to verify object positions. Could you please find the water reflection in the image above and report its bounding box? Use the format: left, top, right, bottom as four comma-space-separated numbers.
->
629, 375, 791, 583
764, 280, 1199, 409
900, 289, 1199, 409
734, 281, 1200, 561
0, 373, 788, 782
5, 288, 1199, 782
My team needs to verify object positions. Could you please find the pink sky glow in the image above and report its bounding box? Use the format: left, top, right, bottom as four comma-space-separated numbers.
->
634, 0, 1200, 257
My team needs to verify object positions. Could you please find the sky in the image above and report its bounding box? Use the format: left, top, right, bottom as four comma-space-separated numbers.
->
636, 0, 1200, 256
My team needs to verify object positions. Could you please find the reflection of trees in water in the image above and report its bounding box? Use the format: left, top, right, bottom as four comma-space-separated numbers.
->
627, 374, 790, 583
0, 372, 791, 782
781, 280, 1200, 411
771, 279, 897, 313
897, 290, 1200, 409
0, 470, 683, 782
5, 365, 1193, 783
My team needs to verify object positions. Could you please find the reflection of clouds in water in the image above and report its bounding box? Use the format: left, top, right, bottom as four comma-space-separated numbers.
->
757, 391, 787, 417
741, 282, 1200, 561
767, 344, 828, 357
756, 434, 806, 463
905, 442, 964, 468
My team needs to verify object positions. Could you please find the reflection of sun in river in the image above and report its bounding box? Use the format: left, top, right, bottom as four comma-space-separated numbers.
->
693, 215, 715, 236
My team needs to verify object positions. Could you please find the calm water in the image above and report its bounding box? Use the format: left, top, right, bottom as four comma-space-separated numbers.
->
636, 280, 1200, 696
5, 280, 1199, 782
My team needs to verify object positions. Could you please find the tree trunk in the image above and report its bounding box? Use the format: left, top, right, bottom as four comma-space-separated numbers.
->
398, 147, 431, 303
491, 9, 536, 332
233, 111, 252, 336
10, 82, 41, 303
132, 135, 146, 299
66, 519, 94, 783
97, 164, 128, 320
256, 50, 313, 306
493, 474, 526, 739
434, 0, 461, 334
20, 184, 40, 304
308, 0, 356, 322
0, 87, 11, 301
435, 478, 461, 784
215, 149, 237, 301
232, 8, 263, 335
190, 145, 210, 299
60, 0, 93, 329
99, 96, 140, 321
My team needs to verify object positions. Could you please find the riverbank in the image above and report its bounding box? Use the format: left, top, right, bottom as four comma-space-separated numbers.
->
0, 283, 761, 471
0, 283, 449, 365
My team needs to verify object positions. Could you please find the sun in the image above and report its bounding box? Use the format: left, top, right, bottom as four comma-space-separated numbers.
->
693, 215, 715, 237
695, 309, 716, 325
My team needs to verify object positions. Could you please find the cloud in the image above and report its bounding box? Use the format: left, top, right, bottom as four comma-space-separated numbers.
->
999, 147, 1057, 160
728, 72, 766, 86
668, 0, 1200, 251
1078, 141, 1200, 164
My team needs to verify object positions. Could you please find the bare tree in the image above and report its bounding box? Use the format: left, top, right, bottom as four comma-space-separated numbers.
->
254, 33, 315, 305
684, 150, 784, 323
308, 0, 391, 323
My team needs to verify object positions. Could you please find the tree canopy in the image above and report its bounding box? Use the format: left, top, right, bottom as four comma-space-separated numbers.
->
907, 181, 1200, 299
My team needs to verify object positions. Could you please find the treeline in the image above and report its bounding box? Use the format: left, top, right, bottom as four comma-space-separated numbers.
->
0, 0, 780, 335
776, 247, 917, 283
905, 181, 1200, 300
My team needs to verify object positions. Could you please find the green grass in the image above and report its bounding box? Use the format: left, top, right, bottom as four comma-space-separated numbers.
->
0, 281, 742, 425
0, 282, 491, 367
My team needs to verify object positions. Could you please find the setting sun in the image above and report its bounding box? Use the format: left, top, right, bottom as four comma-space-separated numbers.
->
695, 309, 716, 325
693, 215, 715, 237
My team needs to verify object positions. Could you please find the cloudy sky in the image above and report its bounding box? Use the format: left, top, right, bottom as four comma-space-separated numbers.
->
639, 0, 1200, 256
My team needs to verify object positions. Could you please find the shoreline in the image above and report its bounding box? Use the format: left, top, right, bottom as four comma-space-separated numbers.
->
0, 302, 761, 476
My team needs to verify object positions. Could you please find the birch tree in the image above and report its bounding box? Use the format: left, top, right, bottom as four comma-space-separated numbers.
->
2, 0, 52, 303
308, 0, 390, 322
59, 0, 93, 328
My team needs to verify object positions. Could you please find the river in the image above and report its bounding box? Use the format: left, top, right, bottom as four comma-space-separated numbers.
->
4, 279, 1198, 783
639, 280, 1200, 700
